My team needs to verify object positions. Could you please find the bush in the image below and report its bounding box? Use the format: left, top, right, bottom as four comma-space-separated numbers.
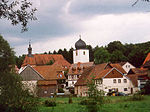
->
58, 88, 64, 93
130, 94, 144, 101
80, 99, 89, 105
45, 99, 56, 107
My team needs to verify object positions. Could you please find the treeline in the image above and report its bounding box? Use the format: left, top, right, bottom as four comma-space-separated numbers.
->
15, 41, 150, 68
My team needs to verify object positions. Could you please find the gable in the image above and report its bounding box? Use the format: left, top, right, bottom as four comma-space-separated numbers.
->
104, 69, 123, 78
20, 66, 44, 81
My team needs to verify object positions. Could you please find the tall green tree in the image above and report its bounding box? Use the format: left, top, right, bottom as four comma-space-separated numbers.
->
110, 50, 127, 63
94, 47, 110, 64
0, 35, 38, 112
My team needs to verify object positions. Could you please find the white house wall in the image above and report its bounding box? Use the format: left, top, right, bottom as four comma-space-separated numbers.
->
122, 62, 135, 73
97, 76, 134, 95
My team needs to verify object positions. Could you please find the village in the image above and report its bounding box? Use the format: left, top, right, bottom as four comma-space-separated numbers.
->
18, 38, 150, 97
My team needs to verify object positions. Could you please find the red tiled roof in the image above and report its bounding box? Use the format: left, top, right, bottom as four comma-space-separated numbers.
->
143, 52, 150, 65
33, 65, 66, 80
75, 63, 108, 86
75, 66, 94, 86
126, 74, 138, 87
110, 63, 126, 74
37, 80, 57, 85
22, 54, 70, 68
68, 62, 94, 75
129, 68, 148, 75
95, 69, 111, 79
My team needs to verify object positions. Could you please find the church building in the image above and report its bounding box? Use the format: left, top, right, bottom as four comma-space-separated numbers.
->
67, 37, 94, 88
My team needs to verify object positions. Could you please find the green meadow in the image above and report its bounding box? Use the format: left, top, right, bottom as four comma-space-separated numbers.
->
38, 95, 150, 112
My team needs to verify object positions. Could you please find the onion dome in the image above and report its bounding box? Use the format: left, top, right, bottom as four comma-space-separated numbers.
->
75, 38, 86, 50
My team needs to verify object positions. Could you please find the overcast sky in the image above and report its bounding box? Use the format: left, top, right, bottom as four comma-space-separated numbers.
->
1, 0, 150, 56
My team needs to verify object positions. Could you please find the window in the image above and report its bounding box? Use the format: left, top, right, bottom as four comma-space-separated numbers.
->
44, 91, 47, 94
60, 74, 62, 77
124, 79, 127, 83
72, 81, 74, 84
124, 88, 127, 91
113, 79, 116, 83
83, 51, 85, 55
118, 79, 121, 83
76, 51, 78, 56
77, 75, 79, 78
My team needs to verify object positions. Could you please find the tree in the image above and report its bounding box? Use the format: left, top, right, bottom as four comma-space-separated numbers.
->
110, 50, 127, 63
0, 35, 38, 111
15, 54, 25, 68
107, 41, 125, 54
86, 76, 104, 112
0, 35, 15, 72
0, 0, 37, 32
94, 47, 110, 64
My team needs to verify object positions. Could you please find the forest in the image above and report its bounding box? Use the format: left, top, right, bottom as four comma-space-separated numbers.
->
15, 41, 150, 69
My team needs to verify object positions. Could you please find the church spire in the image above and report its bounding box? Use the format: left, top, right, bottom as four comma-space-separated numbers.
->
28, 40, 33, 57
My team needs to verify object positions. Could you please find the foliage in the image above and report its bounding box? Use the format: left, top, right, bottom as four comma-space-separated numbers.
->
15, 54, 26, 68
0, 72, 39, 112
0, 35, 15, 72
79, 99, 89, 105
86, 76, 104, 112
0, 35, 38, 112
94, 47, 110, 64
0, 0, 37, 32
110, 50, 127, 63
58, 88, 64, 93
45, 99, 56, 107
130, 93, 144, 101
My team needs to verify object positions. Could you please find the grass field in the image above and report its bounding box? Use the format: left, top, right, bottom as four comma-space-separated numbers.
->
38, 95, 150, 112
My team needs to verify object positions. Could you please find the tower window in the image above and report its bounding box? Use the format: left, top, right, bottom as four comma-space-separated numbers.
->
83, 51, 85, 55
76, 51, 78, 56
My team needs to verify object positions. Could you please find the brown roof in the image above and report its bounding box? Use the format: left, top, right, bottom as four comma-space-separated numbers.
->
22, 54, 71, 68
75, 63, 108, 86
110, 63, 126, 74
126, 74, 138, 87
118, 62, 127, 66
95, 69, 111, 79
128, 68, 148, 75
68, 62, 94, 75
33, 65, 66, 80
37, 80, 57, 85
75, 66, 94, 86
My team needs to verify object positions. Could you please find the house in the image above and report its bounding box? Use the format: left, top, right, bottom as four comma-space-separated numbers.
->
75, 63, 137, 97
19, 42, 71, 73
20, 64, 66, 97
117, 62, 135, 74
67, 62, 94, 87
19, 42, 70, 97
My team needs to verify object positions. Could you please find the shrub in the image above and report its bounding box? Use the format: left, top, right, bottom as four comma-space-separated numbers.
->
58, 88, 64, 93
45, 99, 56, 107
130, 94, 144, 101
80, 99, 89, 105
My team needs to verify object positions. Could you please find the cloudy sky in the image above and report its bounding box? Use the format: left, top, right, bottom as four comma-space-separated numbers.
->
1, 0, 150, 56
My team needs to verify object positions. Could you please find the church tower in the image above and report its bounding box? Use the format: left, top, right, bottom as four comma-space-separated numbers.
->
73, 37, 89, 64
28, 41, 33, 57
